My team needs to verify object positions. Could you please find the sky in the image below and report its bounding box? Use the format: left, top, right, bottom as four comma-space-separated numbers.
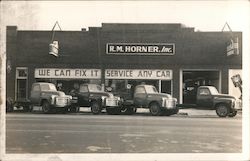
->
0, 0, 249, 59
0, 1, 249, 31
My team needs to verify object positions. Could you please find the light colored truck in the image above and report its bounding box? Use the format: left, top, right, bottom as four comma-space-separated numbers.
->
6, 82, 73, 113
29, 82, 72, 113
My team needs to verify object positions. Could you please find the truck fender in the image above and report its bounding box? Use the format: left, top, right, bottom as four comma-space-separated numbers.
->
90, 98, 102, 106
214, 102, 229, 109
40, 99, 50, 106
149, 101, 161, 108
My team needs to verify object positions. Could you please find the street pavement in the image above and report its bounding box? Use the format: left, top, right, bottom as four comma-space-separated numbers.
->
6, 110, 242, 153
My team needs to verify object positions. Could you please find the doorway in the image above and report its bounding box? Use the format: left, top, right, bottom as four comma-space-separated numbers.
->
182, 70, 220, 104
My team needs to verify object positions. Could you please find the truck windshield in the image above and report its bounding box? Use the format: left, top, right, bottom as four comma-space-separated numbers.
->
145, 86, 158, 94
209, 86, 219, 95
40, 84, 57, 91
88, 84, 102, 92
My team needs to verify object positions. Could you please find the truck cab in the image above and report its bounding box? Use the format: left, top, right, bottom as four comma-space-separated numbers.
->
196, 86, 241, 117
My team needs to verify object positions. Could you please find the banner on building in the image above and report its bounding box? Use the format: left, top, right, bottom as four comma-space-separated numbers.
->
106, 43, 175, 55
35, 68, 101, 79
227, 37, 239, 56
105, 69, 172, 80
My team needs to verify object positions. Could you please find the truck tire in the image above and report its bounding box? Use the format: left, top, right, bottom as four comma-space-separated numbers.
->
149, 102, 162, 116
228, 110, 237, 117
216, 104, 229, 117
42, 101, 51, 114
70, 106, 80, 113
29, 105, 34, 112
91, 101, 101, 114
23, 105, 31, 112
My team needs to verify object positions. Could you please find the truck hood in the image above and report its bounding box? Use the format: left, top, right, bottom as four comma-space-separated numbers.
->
147, 93, 172, 98
213, 94, 235, 100
89, 92, 113, 98
43, 90, 66, 96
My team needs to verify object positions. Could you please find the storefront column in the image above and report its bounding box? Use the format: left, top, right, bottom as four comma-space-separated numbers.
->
172, 67, 180, 103
221, 67, 229, 94
101, 68, 105, 91
158, 80, 162, 93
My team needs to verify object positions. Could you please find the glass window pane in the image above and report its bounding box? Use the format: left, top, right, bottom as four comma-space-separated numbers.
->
18, 69, 27, 77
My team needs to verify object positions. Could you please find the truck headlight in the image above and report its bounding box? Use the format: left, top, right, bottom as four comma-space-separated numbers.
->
51, 95, 56, 104
101, 96, 107, 101
162, 97, 167, 107
114, 96, 120, 101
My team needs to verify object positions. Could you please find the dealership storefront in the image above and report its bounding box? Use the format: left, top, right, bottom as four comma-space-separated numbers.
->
6, 23, 242, 104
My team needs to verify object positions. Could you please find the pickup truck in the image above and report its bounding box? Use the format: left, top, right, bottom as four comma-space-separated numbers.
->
182, 86, 242, 117
30, 82, 72, 113
70, 83, 122, 115
6, 82, 72, 113
120, 84, 178, 116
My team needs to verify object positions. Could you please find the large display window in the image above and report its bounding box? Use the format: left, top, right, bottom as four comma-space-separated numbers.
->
34, 68, 102, 94
105, 69, 173, 97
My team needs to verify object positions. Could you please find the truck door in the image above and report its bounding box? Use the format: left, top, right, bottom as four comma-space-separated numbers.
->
30, 84, 41, 104
196, 87, 213, 109
134, 86, 147, 107
78, 85, 90, 106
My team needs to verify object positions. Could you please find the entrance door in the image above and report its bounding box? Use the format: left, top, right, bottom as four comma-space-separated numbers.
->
16, 68, 28, 101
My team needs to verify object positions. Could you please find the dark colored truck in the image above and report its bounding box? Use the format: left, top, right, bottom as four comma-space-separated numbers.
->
185, 86, 242, 117
6, 82, 72, 113
120, 84, 178, 116
69, 83, 122, 114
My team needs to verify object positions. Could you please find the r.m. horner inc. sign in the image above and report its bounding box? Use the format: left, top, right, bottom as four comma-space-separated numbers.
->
106, 43, 175, 55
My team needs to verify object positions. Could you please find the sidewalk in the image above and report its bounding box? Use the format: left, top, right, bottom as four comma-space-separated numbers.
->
136, 108, 242, 117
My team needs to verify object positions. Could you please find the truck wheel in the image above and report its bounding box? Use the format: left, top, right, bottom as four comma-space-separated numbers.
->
149, 102, 162, 116
42, 101, 51, 114
228, 110, 237, 117
29, 105, 34, 112
91, 101, 101, 114
70, 106, 80, 113
23, 105, 30, 112
216, 104, 229, 117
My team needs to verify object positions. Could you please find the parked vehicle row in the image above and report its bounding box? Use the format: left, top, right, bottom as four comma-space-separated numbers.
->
6, 82, 242, 117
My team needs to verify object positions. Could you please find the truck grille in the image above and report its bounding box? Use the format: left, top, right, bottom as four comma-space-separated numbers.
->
163, 99, 176, 109
55, 97, 70, 107
234, 100, 242, 110
105, 98, 119, 107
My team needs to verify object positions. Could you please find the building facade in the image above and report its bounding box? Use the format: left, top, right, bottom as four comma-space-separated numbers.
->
6, 23, 242, 104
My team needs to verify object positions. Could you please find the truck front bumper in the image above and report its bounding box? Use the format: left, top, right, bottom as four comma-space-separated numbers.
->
233, 100, 242, 110
103, 98, 121, 107
162, 99, 177, 110
53, 97, 71, 108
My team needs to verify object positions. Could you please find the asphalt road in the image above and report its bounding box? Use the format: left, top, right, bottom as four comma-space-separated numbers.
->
6, 112, 242, 153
